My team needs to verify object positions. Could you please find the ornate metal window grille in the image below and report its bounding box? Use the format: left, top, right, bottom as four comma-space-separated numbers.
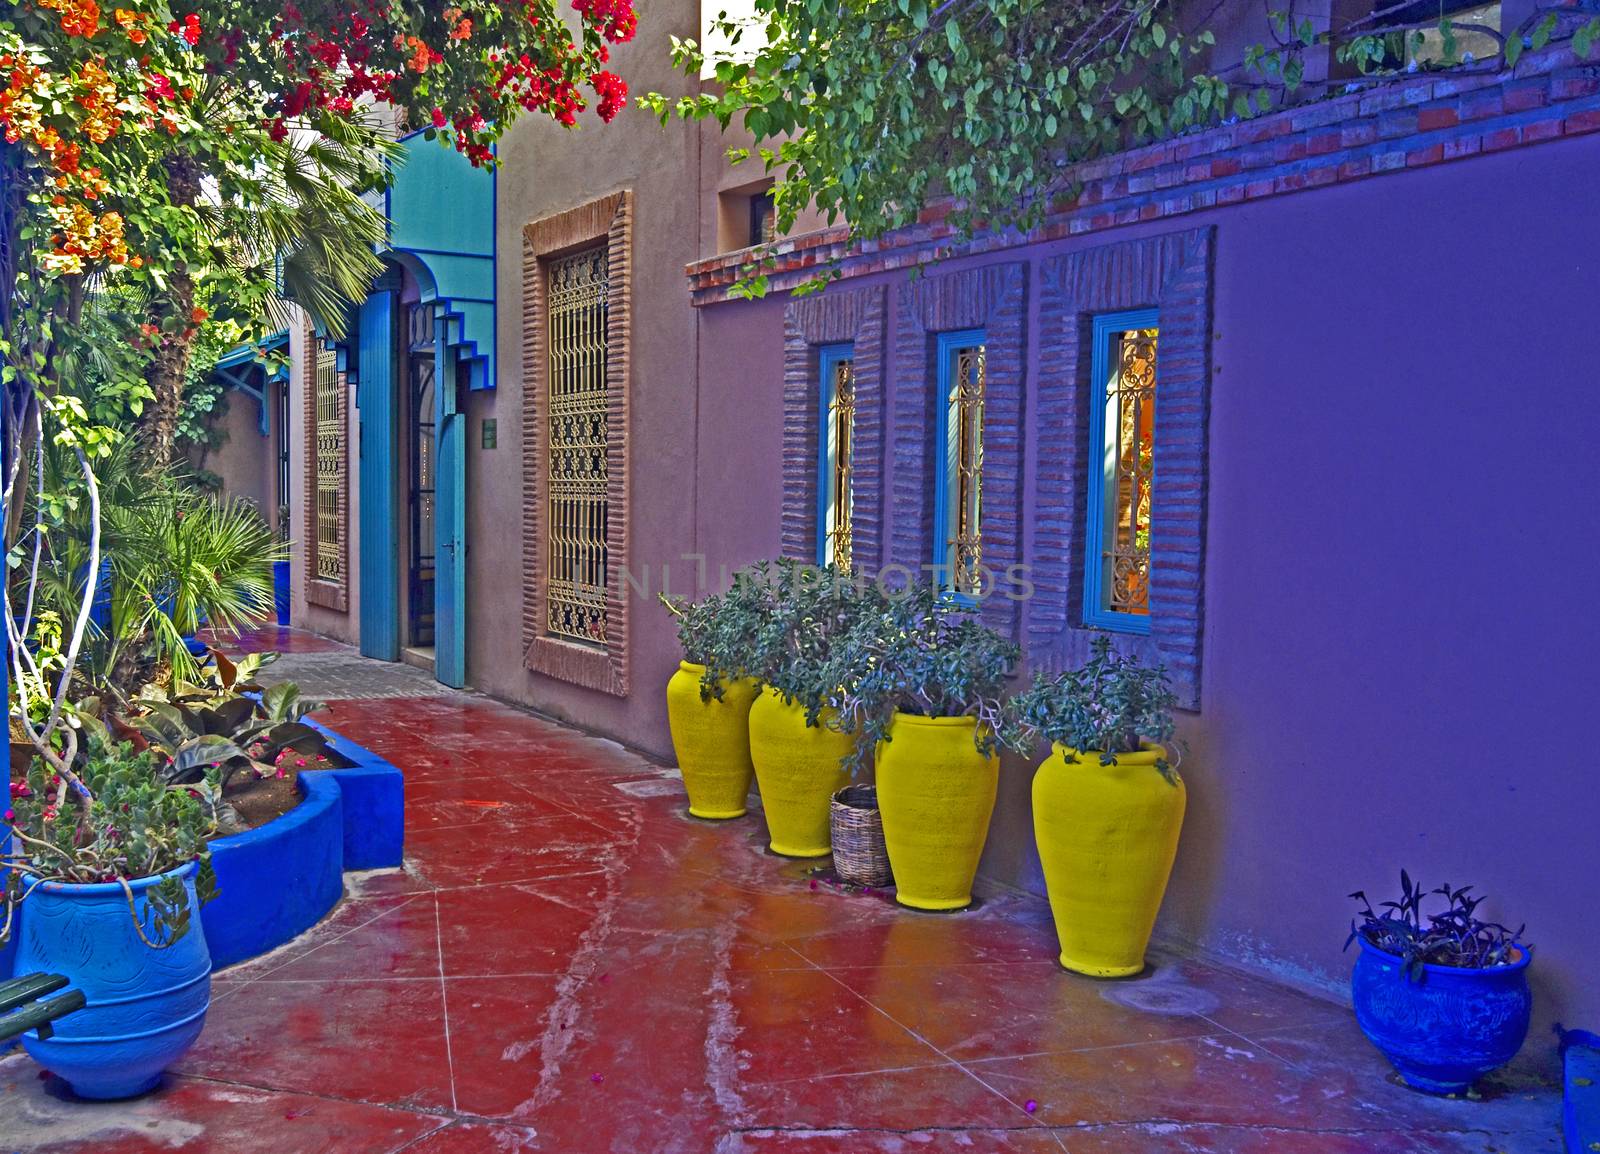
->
935, 331, 986, 597
313, 346, 344, 584
1086, 311, 1159, 631
545, 245, 610, 645
817, 344, 855, 571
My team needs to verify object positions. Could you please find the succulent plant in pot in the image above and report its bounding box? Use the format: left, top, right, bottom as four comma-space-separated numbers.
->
1346, 873, 1531, 1095
660, 567, 775, 820
1012, 636, 1183, 977
3, 739, 219, 1099
819, 582, 1022, 911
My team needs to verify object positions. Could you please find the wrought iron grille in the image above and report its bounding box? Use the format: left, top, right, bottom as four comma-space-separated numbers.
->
313, 347, 344, 584
1105, 327, 1158, 615
824, 356, 855, 572
545, 245, 610, 645
945, 343, 986, 596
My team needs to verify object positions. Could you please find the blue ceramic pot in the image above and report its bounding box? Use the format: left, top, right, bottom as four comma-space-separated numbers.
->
15, 862, 212, 1099
272, 559, 292, 627
1351, 935, 1531, 1094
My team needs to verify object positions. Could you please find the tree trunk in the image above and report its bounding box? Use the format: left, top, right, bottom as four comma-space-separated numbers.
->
139, 156, 203, 473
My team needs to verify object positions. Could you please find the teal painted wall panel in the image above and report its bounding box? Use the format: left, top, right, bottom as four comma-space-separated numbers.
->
357, 289, 400, 661
386, 132, 496, 390
388, 136, 492, 257
433, 315, 467, 688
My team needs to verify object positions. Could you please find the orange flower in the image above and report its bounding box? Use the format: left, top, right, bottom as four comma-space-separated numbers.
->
190, 306, 208, 323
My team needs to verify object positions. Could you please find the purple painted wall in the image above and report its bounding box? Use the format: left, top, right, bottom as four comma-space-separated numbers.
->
689, 133, 1600, 1059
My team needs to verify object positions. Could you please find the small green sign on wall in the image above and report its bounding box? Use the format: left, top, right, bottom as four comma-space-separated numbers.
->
481, 418, 497, 449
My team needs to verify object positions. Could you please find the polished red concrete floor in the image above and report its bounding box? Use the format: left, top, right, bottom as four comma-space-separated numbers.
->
4, 653, 1563, 1151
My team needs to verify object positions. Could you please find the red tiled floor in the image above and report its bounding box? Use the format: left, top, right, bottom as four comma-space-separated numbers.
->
4, 657, 1564, 1154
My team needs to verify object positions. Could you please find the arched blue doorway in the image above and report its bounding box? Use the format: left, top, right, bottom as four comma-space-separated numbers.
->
349, 130, 494, 688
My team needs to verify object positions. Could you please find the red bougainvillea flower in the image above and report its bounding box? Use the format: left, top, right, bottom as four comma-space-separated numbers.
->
572, 0, 637, 42
590, 70, 627, 122
168, 12, 201, 46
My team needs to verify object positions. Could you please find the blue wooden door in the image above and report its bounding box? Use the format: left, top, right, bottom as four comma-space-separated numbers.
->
433, 312, 467, 688
357, 286, 400, 661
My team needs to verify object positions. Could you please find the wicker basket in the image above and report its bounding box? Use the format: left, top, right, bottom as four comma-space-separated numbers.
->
830, 784, 893, 888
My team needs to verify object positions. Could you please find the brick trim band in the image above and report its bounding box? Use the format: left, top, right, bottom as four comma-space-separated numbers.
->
520, 190, 633, 697
687, 45, 1600, 305
780, 285, 887, 568
303, 319, 349, 614
890, 262, 1028, 637
1031, 226, 1214, 709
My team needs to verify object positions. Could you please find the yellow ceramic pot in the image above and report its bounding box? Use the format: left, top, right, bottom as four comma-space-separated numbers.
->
875, 713, 998, 911
748, 688, 855, 858
1032, 743, 1186, 977
665, 661, 759, 819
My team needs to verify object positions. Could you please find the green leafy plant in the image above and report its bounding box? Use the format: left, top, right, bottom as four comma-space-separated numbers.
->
755, 561, 883, 727
1347, 872, 1526, 980
1012, 637, 1180, 781
112, 652, 331, 797
819, 581, 1024, 774
642, 1, 1600, 297
660, 563, 785, 700
2, 739, 219, 948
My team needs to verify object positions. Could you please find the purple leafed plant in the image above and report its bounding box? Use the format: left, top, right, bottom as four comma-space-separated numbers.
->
1347, 871, 1527, 980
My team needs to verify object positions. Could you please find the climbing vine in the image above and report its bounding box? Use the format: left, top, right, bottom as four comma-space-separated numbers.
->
644, 0, 1600, 295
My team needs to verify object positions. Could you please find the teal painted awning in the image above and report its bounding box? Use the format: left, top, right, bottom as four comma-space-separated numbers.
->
213, 329, 290, 436
383, 129, 497, 391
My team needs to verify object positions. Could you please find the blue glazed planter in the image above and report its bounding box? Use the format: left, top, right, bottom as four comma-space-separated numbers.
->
272, 559, 292, 627
15, 862, 212, 1099
1351, 935, 1531, 1094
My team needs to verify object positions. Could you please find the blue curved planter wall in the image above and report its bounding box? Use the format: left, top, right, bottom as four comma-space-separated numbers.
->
201, 723, 404, 967
3, 722, 404, 979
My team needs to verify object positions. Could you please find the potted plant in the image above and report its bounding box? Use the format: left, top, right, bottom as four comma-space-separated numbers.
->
661, 576, 767, 820
1013, 637, 1182, 977
745, 560, 868, 858
273, 503, 292, 627
1347, 873, 1531, 1094
3, 739, 217, 1099
822, 582, 1020, 911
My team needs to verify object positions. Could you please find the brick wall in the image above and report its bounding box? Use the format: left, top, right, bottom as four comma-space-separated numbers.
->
1031, 228, 1214, 708
890, 263, 1029, 638
779, 286, 887, 568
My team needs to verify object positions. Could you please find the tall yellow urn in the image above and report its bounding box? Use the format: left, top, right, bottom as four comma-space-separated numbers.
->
1032, 742, 1185, 977
665, 661, 759, 819
747, 688, 855, 857
875, 713, 998, 911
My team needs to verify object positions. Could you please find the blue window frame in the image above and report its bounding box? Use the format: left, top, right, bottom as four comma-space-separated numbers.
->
932, 329, 986, 599
816, 343, 856, 570
1085, 309, 1159, 634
